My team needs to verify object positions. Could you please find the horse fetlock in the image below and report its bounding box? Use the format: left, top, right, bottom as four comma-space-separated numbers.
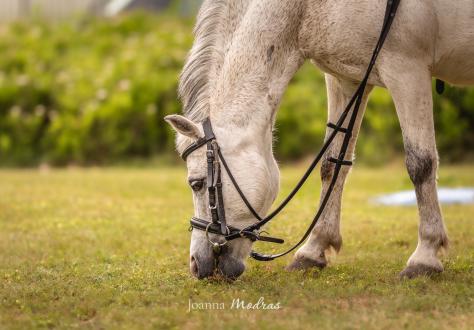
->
329, 234, 343, 253
304, 225, 342, 253
287, 250, 327, 271
401, 241, 444, 278
419, 222, 449, 250
287, 232, 342, 271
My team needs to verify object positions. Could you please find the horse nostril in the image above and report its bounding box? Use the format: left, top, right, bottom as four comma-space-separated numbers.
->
190, 256, 199, 278
190, 254, 215, 279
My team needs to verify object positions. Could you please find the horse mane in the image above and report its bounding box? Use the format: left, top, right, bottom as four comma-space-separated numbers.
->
178, 0, 227, 123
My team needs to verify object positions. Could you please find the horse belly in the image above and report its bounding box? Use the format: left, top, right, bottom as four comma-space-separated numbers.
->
433, 0, 474, 85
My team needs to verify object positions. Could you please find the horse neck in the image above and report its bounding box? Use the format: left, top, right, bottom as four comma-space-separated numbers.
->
208, 1, 305, 152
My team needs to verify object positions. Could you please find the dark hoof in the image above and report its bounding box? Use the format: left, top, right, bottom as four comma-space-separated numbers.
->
399, 264, 443, 279
286, 255, 326, 271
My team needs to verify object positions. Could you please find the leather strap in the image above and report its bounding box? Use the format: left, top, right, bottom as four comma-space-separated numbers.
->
181, 136, 212, 160
190, 217, 284, 244
181, 118, 216, 161
327, 122, 348, 133
214, 148, 228, 234
203, 119, 228, 234
328, 157, 353, 166
206, 144, 219, 225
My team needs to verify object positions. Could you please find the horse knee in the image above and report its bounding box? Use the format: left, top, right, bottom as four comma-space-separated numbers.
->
320, 158, 335, 181
405, 143, 437, 186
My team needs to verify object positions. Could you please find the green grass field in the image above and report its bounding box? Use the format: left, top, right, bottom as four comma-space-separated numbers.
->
0, 163, 473, 329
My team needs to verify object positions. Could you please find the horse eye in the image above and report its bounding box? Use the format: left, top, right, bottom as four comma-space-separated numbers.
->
189, 179, 204, 192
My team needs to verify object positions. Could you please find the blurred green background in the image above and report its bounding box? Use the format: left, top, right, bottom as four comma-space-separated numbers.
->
0, 3, 473, 167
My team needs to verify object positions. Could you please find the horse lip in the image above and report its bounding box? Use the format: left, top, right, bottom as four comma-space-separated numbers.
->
217, 256, 245, 280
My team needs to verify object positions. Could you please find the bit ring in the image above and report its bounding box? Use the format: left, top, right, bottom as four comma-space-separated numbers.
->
205, 223, 230, 247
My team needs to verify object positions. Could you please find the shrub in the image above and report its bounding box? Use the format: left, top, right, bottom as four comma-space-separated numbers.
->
0, 13, 472, 166
0, 14, 191, 165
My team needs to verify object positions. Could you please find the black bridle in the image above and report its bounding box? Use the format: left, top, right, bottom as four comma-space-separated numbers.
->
181, 0, 400, 261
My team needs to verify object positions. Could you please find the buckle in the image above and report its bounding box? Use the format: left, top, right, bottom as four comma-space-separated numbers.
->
206, 149, 214, 161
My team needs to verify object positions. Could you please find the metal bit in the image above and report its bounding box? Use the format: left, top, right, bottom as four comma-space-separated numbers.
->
212, 242, 221, 255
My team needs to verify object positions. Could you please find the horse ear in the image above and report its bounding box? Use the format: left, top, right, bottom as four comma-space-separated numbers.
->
164, 115, 202, 139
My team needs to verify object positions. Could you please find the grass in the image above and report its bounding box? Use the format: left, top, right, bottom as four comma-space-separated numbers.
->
0, 162, 473, 329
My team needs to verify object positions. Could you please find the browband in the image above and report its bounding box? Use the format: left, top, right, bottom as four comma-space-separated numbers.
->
181, 137, 215, 161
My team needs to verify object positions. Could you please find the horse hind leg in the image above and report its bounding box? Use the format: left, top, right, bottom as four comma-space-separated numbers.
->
383, 63, 448, 279
287, 74, 373, 271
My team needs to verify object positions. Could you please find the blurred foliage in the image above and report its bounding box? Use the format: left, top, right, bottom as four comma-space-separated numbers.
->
0, 13, 472, 166
0, 13, 190, 166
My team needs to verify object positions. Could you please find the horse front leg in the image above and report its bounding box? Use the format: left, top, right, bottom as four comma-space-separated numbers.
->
288, 74, 373, 270
383, 64, 448, 278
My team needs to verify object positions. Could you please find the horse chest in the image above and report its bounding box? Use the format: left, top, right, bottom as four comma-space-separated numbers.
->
310, 55, 374, 84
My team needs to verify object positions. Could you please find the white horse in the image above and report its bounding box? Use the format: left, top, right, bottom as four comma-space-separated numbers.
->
165, 0, 474, 280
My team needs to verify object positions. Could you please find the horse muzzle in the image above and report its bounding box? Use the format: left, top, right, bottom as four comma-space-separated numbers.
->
190, 239, 246, 280
190, 254, 245, 280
